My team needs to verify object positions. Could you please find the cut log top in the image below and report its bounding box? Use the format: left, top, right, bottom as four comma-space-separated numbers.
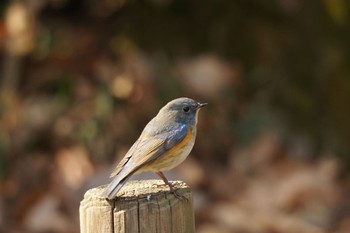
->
83, 179, 190, 200
80, 179, 195, 233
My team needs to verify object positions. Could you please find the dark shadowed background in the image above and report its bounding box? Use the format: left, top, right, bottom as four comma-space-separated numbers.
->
1, 0, 350, 232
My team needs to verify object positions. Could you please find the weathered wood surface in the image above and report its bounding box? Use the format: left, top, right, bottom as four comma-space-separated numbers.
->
80, 179, 195, 233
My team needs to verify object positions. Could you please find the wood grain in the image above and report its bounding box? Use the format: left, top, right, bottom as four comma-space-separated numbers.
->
80, 180, 195, 233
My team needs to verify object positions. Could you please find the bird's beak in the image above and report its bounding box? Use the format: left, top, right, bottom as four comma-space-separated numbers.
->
197, 102, 208, 109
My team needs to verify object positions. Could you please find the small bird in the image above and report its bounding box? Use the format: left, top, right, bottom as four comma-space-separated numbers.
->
103, 97, 207, 200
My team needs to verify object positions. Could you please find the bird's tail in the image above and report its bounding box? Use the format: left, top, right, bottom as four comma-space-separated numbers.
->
103, 174, 131, 200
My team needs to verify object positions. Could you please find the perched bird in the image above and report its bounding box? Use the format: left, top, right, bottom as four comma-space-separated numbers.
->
103, 97, 207, 200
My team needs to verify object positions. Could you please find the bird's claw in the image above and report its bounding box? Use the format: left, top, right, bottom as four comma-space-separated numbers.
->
170, 189, 188, 202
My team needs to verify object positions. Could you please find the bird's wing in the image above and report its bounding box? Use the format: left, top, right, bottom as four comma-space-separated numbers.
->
110, 123, 188, 178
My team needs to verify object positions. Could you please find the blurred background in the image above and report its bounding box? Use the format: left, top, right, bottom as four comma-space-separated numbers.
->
1, 0, 350, 232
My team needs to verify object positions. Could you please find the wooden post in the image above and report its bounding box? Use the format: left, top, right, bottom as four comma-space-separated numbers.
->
80, 179, 195, 233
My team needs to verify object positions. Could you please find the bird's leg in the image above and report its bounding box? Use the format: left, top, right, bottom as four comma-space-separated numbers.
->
155, 171, 187, 201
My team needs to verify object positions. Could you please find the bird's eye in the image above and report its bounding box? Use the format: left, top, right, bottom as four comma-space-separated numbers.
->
183, 106, 190, 112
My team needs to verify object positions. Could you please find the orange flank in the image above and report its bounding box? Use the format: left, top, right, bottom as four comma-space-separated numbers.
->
165, 126, 193, 158
145, 126, 195, 171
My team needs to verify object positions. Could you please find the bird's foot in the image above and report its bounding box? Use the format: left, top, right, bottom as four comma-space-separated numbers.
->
152, 182, 188, 201
170, 188, 188, 201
